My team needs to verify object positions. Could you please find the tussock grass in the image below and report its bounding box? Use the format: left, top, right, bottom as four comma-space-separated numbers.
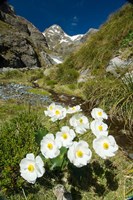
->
0, 68, 44, 85
57, 3, 133, 75
82, 76, 133, 135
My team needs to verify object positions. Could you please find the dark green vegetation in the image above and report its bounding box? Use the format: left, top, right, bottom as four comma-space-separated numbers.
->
0, 113, 41, 193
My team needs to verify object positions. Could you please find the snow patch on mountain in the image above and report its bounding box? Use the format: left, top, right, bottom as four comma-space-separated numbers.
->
49, 55, 63, 64
42, 24, 98, 59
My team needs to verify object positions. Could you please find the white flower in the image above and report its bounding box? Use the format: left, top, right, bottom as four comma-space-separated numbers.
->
45, 104, 66, 122
91, 108, 108, 120
67, 105, 82, 114
44, 102, 56, 117
90, 120, 108, 137
93, 135, 118, 159
40, 134, 60, 159
44, 103, 66, 122
69, 113, 89, 134
67, 141, 92, 168
55, 126, 76, 148
20, 153, 45, 184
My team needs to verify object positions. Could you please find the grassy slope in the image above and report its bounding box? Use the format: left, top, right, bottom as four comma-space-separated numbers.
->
58, 3, 133, 74
50, 3, 133, 135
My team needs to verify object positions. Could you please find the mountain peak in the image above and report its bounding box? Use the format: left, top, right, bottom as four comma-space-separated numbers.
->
42, 24, 98, 62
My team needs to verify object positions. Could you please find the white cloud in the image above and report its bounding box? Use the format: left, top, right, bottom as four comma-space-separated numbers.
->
72, 22, 77, 26
71, 16, 78, 26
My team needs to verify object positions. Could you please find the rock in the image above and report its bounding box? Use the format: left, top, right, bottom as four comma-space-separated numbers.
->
77, 68, 94, 83
53, 184, 72, 200
128, 153, 133, 160
122, 70, 133, 85
106, 57, 133, 76
0, 1, 53, 69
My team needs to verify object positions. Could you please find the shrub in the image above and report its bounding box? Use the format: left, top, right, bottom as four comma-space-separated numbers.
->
3, 70, 23, 79
56, 66, 79, 84
28, 69, 44, 82
0, 112, 46, 195
121, 30, 133, 47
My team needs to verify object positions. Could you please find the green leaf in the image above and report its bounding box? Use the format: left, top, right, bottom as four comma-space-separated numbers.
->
50, 147, 68, 171
35, 128, 48, 145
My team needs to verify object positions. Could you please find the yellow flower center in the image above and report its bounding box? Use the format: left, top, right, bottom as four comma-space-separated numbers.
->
55, 110, 60, 115
79, 118, 83, 124
103, 142, 109, 150
76, 150, 84, 158
98, 125, 103, 131
72, 106, 76, 110
47, 143, 53, 149
49, 106, 53, 110
28, 164, 35, 172
62, 133, 68, 139
98, 111, 102, 116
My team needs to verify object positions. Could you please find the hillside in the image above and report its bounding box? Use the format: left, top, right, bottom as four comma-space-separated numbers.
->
55, 3, 133, 79
45, 3, 133, 139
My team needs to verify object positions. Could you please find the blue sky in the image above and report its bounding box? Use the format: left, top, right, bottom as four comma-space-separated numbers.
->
9, 0, 127, 35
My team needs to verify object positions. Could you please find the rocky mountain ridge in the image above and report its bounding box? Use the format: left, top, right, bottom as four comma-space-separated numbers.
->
43, 24, 98, 59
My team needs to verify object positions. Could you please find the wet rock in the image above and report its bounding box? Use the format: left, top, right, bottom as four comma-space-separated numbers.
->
0, 83, 52, 105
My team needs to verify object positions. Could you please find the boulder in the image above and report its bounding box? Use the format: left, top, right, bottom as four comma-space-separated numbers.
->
106, 56, 133, 76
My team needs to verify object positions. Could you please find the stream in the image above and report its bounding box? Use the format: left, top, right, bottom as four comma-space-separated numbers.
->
0, 83, 51, 105
0, 83, 83, 106
0, 82, 133, 160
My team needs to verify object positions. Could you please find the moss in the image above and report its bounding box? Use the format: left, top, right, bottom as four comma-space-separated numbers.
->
28, 88, 51, 96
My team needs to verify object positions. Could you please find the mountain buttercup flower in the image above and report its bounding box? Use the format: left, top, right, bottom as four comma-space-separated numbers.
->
69, 113, 89, 134
90, 119, 108, 137
91, 108, 108, 120
45, 104, 66, 122
67, 105, 82, 114
93, 135, 118, 159
55, 126, 76, 148
67, 140, 92, 167
20, 153, 45, 184
40, 133, 60, 159
44, 102, 56, 117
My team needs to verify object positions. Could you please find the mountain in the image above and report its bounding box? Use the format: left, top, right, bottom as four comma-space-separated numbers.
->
0, 1, 98, 69
0, 1, 54, 69
0, 0, 98, 69
43, 25, 98, 60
